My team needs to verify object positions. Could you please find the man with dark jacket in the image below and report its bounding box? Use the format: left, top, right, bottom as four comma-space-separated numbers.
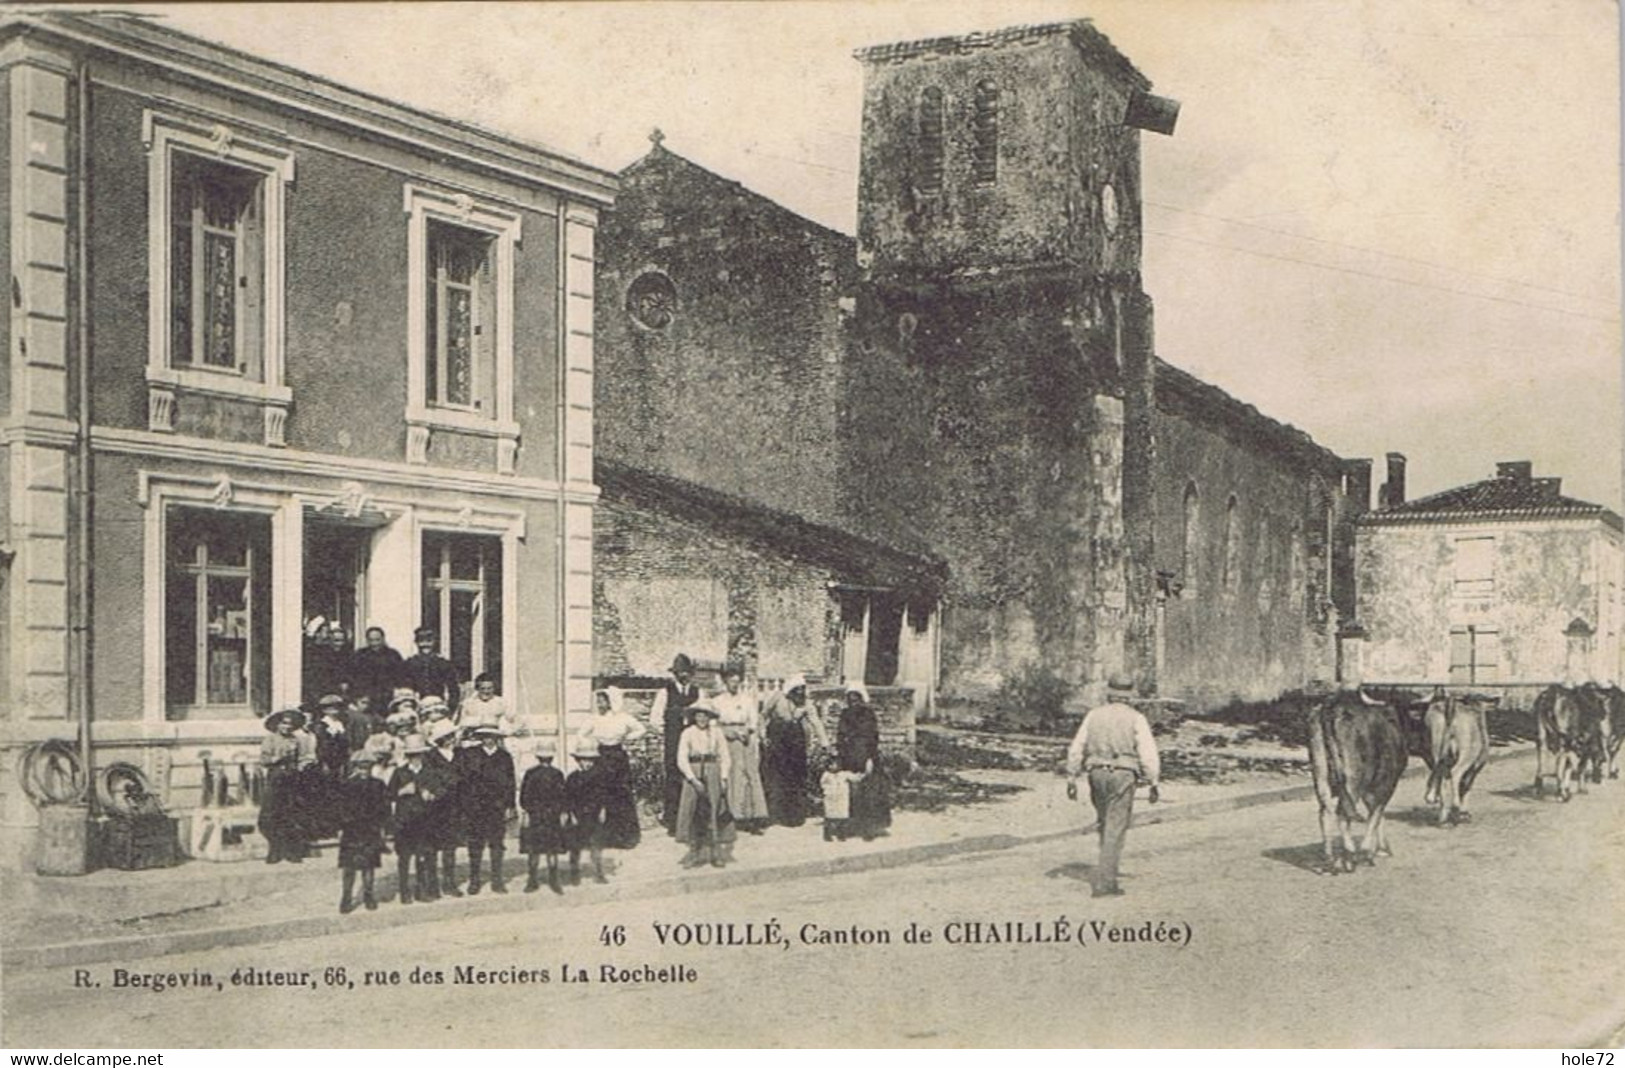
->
349, 626, 405, 713
404, 627, 463, 715
458, 725, 516, 894
651, 653, 701, 833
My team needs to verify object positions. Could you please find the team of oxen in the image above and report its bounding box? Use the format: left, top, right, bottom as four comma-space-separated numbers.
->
1306, 681, 1624, 873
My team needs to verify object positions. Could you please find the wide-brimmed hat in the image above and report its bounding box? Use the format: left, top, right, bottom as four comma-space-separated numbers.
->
386, 708, 419, 729
468, 724, 503, 740
419, 695, 449, 717
1106, 672, 1135, 694
388, 693, 420, 712
571, 739, 601, 760
687, 701, 719, 722
263, 708, 305, 733
401, 733, 432, 755
348, 749, 378, 768
427, 719, 460, 744
318, 693, 346, 709
532, 736, 557, 758
670, 653, 694, 674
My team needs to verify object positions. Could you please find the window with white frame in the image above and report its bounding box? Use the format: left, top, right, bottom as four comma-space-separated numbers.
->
404, 185, 520, 437
1449, 625, 1500, 684
145, 113, 292, 404
165, 507, 272, 718
421, 530, 504, 687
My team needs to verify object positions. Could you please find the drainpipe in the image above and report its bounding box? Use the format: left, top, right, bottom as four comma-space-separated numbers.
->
72, 58, 94, 812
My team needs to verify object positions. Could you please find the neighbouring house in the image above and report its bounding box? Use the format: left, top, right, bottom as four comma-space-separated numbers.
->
1356, 460, 1625, 698
0, 11, 613, 863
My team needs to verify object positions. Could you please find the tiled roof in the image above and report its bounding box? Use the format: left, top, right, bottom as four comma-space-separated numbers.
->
1361, 474, 1622, 530
597, 460, 948, 596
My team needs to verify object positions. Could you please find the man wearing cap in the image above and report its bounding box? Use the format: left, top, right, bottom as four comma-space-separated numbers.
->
1065, 673, 1161, 898
650, 653, 701, 834
420, 718, 467, 897
458, 725, 516, 894
389, 733, 435, 903
404, 627, 463, 716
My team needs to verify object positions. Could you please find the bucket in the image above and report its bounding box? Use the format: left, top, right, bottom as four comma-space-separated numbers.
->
35, 803, 94, 876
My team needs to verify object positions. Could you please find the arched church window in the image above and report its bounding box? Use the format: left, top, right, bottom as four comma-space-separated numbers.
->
918, 87, 944, 195
972, 78, 999, 185
1223, 495, 1241, 594
1182, 482, 1200, 592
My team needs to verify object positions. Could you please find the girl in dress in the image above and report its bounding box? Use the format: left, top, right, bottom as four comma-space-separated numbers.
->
713, 666, 769, 835
520, 737, 569, 894
675, 703, 735, 868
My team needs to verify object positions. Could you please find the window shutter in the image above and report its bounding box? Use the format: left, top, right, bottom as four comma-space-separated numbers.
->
239, 186, 265, 380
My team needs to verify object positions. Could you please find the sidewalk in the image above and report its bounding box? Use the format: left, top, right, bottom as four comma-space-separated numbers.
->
0, 743, 1537, 970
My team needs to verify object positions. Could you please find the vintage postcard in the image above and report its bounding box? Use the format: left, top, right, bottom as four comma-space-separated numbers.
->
0, 0, 1620, 1049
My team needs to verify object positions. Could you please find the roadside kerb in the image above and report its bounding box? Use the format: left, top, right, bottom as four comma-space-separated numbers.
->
2, 746, 1538, 971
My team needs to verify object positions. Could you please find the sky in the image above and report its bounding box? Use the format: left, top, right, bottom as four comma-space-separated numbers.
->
133, 0, 1623, 510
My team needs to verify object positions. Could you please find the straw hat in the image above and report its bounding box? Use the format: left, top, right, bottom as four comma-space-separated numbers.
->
262, 708, 305, 733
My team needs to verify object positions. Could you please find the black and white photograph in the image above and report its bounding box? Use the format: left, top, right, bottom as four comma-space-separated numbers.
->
0, 0, 1620, 1049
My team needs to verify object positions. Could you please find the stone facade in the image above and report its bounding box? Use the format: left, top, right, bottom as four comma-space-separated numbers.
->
1356, 463, 1625, 689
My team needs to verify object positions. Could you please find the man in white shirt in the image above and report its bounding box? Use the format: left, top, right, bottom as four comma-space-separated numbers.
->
1065, 673, 1161, 898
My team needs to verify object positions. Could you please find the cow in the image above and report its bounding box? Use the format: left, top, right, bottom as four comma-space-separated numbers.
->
1307, 690, 1409, 873
1598, 685, 1625, 780
1532, 685, 1609, 801
1420, 691, 1495, 825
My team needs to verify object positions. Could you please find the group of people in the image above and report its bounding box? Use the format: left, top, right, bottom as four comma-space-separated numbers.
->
257, 633, 898, 912
652, 654, 893, 868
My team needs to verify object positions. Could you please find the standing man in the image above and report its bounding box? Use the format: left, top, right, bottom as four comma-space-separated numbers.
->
350, 626, 406, 714
650, 653, 701, 834
1065, 673, 1160, 898
420, 718, 467, 898
404, 626, 463, 716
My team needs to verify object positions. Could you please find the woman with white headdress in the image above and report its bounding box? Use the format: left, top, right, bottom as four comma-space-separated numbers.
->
761, 675, 829, 828
578, 686, 647, 849
831, 682, 891, 842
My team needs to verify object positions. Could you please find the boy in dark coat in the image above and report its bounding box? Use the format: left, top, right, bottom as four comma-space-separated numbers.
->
337, 751, 391, 913
565, 743, 610, 886
520, 738, 568, 894
419, 719, 466, 897
388, 733, 434, 903
458, 725, 516, 894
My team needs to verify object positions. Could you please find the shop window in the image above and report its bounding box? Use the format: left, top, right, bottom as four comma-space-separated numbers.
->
165, 508, 272, 717
1449, 626, 1500, 684
918, 86, 945, 195
971, 79, 999, 185
1453, 536, 1496, 598
421, 531, 504, 686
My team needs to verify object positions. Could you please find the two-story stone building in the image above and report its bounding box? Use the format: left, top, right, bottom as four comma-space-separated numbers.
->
0, 12, 612, 856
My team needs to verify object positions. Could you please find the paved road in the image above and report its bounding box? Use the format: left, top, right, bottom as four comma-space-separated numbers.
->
5, 752, 1621, 1047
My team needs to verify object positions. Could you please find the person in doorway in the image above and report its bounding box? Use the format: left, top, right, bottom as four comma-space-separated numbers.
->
762, 675, 829, 827
404, 627, 462, 715
651, 654, 702, 834
520, 737, 569, 894
349, 626, 405, 713
458, 725, 516, 895
1064, 673, 1161, 899
389, 733, 434, 904
258, 708, 312, 864
565, 743, 609, 886
336, 750, 390, 914
713, 665, 769, 834
675, 703, 735, 868
302, 618, 343, 709
830, 683, 891, 842
579, 687, 647, 849
420, 718, 467, 897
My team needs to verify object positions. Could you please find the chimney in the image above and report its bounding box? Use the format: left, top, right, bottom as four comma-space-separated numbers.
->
1496, 461, 1533, 481
1379, 452, 1407, 509
1342, 459, 1373, 514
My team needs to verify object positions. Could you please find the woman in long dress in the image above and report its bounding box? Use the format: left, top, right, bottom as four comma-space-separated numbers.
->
832, 683, 892, 841
578, 686, 647, 849
713, 666, 769, 834
259, 708, 313, 863
675, 703, 735, 867
761, 676, 829, 827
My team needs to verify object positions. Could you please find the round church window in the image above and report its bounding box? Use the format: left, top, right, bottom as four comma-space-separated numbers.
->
627, 271, 677, 330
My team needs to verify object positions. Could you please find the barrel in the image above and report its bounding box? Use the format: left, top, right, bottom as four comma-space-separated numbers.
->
35, 803, 93, 876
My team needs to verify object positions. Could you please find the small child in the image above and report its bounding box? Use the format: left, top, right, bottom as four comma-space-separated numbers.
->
565, 743, 609, 886
520, 737, 569, 894
389, 733, 434, 903
338, 750, 391, 913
